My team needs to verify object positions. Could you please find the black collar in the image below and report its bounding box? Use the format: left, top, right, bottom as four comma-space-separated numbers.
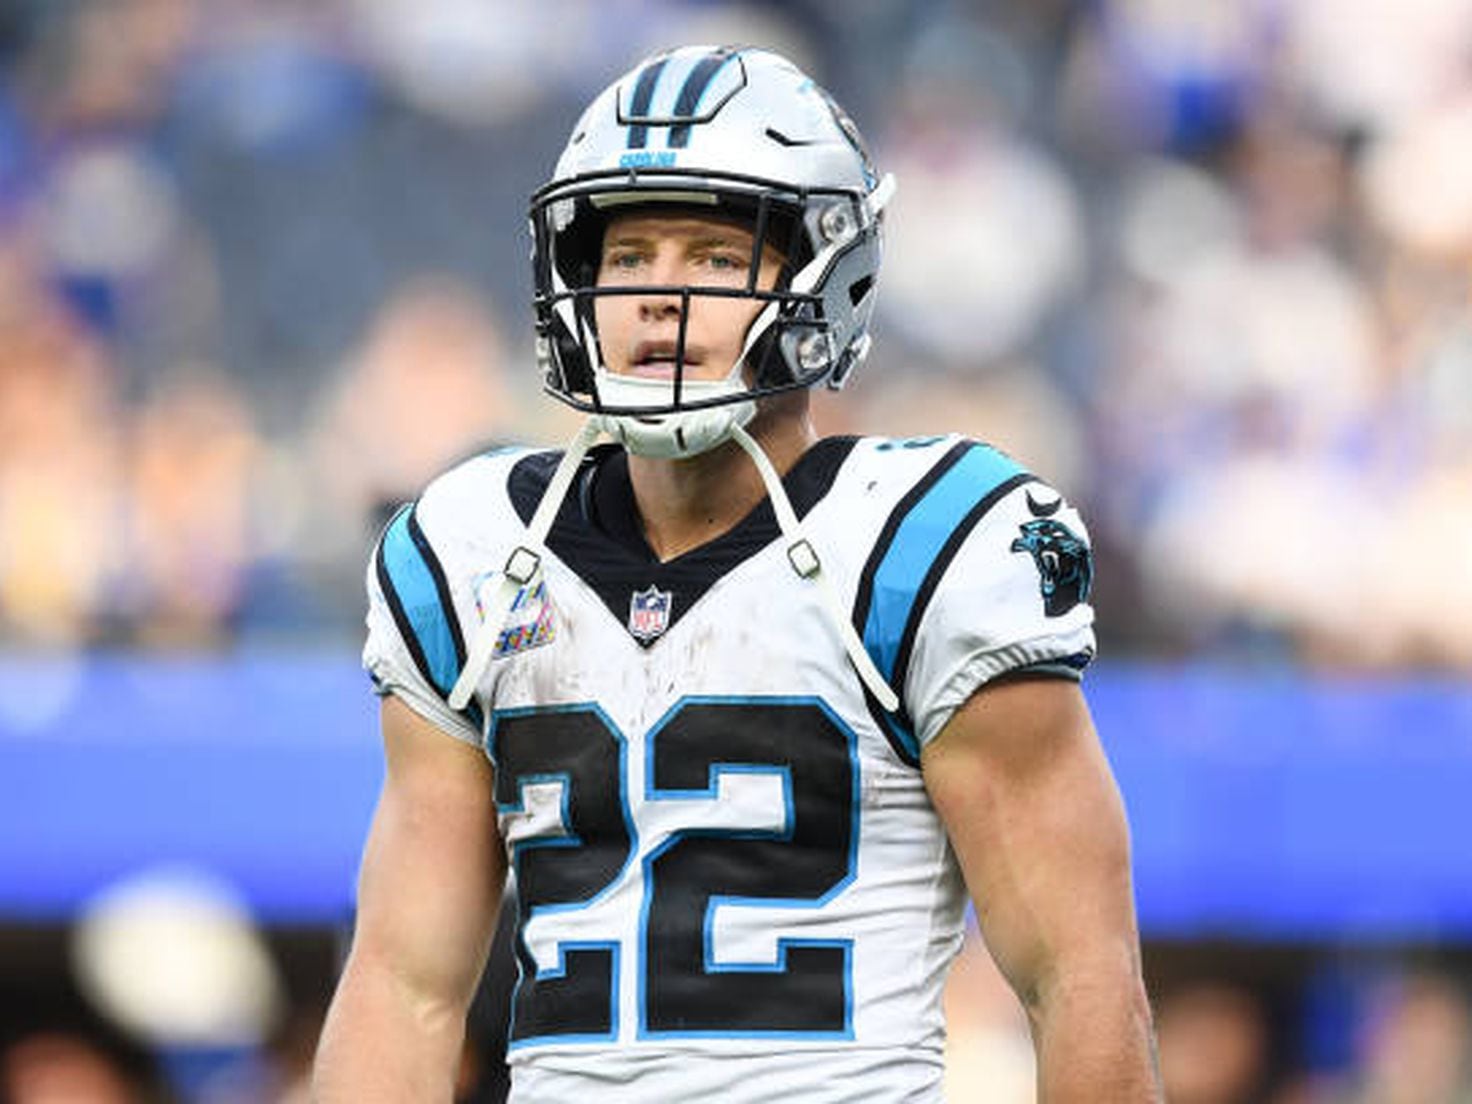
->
508, 437, 857, 644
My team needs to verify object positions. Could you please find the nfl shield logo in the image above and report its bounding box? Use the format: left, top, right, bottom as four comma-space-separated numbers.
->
628, 585, 673, 643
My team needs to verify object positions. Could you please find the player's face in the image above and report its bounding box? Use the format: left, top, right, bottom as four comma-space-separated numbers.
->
594, 211, 786, 383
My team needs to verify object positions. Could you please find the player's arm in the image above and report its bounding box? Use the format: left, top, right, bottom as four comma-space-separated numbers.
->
313, 696, 506, 1103
922, 676, 1161, 1102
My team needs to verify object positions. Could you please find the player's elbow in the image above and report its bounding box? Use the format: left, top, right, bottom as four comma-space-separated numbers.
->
342, 936, 479, 1038
1027, 929, 1152, 1033
313, 945, 474, 1103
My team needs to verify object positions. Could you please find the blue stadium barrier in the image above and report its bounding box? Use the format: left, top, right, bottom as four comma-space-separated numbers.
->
1092, 664, 1472, 940
2, 654, 1469, 938
0, 653, 380, 926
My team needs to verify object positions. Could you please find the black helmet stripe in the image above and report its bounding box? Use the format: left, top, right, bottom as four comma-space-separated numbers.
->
668, 49, 738, 148
625, 56, 670, 150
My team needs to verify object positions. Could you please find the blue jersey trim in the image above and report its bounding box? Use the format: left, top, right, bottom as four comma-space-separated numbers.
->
377, 503, 481, 730
855, 442, 1034, 763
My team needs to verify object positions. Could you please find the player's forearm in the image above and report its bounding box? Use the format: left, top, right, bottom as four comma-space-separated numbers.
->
1028, 956, 1162, 1103
312, 957, 470, 1103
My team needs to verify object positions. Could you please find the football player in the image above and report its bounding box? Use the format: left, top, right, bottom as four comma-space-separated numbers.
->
314, 45, 1161, 1103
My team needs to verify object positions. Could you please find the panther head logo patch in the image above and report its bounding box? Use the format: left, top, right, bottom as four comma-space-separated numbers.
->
1010, 493, 1093, 617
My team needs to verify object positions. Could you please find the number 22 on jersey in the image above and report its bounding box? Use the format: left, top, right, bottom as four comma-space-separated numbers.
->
490, 698, 859, 1043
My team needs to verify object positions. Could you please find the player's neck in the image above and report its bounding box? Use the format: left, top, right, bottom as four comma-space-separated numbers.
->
627, 398, 816, 563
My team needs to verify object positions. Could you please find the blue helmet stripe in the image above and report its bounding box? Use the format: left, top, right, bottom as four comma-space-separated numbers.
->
668, 49, 737, 148
625, 56, 669, 150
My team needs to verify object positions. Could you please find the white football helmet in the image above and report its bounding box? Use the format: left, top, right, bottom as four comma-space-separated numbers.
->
530, 45, 895, 458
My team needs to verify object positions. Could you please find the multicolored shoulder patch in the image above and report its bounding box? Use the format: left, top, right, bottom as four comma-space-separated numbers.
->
475, 572, 557, 660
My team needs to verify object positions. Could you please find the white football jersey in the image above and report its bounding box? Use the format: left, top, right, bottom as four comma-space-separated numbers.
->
363, 434, 1096, 1104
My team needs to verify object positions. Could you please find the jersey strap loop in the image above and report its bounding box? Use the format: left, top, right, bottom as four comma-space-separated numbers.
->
449, 418, 604, 711
504, 547, 541, 585
730, 423, 900, 713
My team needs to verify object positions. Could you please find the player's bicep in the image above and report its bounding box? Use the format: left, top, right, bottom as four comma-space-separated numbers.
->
350, 695, 506, 1013
921, 677, 1140, 1013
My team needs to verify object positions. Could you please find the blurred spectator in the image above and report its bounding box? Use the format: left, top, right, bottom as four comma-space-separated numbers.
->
1156, 981, 1272, 1104
307, 275, 517, 549
1091, 98, 1472, 667
0, 236, 124, 647
0, 1031, 153, 1104
879, 10, 1084, 366
347, 0, 593, 126
1057, 0, 1267, 156
189, 1005, 322, 1104
846, 362, 1088, 495
1362, 97, 1472, 260
11, 0, 194, 135
122, 369, 261, 647
1280, 0, 1472, 134
1333, 971, 1472, 1104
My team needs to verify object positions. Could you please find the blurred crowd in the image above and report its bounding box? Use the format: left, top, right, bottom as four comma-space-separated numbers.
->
1, 0, 1470, 667
943, 937, 1472, 1104
4, 917, 1472, 1104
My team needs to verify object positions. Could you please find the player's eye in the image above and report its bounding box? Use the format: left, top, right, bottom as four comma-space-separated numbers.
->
606, 249, 646, 269
697, 250, 746, 273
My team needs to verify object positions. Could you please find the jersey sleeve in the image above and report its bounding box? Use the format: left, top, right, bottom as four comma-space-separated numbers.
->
362, 502, 483, 747
905, 478, 1096, 748
851, 440, 1097, 764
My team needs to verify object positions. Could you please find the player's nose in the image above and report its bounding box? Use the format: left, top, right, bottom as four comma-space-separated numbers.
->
638, 293, 683, 321
638, 251, 685, 320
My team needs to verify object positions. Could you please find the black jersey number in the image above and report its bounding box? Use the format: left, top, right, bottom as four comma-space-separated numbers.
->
492, 707, 631, 1042
490, 699, 857, 1042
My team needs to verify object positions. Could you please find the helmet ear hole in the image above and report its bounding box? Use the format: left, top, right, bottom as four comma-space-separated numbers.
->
762, 205, 808, 280
744, 327, 790, 390
553, 202, 607, 290
544, 310, 595, 397
827, 332, 871, 390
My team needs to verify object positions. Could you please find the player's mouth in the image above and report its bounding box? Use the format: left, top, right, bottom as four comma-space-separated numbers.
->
627, 340, 703, 378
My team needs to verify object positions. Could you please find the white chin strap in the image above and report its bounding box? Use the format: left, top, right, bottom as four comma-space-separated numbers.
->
727, 424, 900, 713
593, 369, 756, 459
449, 418, 901, 717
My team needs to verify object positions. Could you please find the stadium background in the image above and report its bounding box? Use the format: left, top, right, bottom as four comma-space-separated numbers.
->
1, 0, 1470, 1100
